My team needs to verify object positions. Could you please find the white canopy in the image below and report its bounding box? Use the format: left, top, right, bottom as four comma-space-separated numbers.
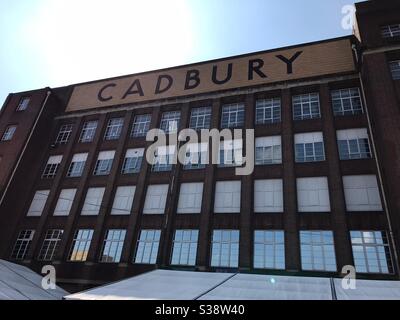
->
64, 269, 400, 300
0, 260, 68, 300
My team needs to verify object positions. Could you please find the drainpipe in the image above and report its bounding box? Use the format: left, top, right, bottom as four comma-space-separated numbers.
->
0, 89, 52, 207
353, 45, 400, 278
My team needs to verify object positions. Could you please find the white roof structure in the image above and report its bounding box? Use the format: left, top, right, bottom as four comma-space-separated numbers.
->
64, 269, 400, 300
0, 260, 68, 300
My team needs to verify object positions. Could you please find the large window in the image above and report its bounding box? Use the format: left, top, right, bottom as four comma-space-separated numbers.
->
38, 229, 63, 261
1, 125, 17, 141
110, 186, 136, 215
81, 187, 105, 216
218, 139, 243, 167
255, 136, 282, 165
11, 230, 35, 260
55, 124, 73, 144
255, 98, 281, 124
300, 231, 337, 272
381, 24, 400, 38
350, 231, 393, 274
297, 177, 331, 212
211, 230, 239, 268
100, 229, 126, 263
160, 111, 181, 134
189, 107, 212, 130
42, 155, 63, 179
93, 150, 115, 176
68, 229, 94, 262
134, 230, 161, 264
26, 190, 50, 216
342, 175, 383, 212
389, 60, 400, 80
53, 189, 77, 216
254, 231, 285, 270
221, 103, 245, 128
337, 128, 371, 160
67, 153, 88, 177
254, 180, 283, 213
177, 182, 203, 214
131, 114, 151, 137
79, 120, 98, 142
171, 230, 199, 266
104, 118, 124, 140
214, 181, 241, 213
122, 148, 144, 174
331, 88, 363, 116
295, 132, 325, 163
292, 93, 320, 120
183, 143, 208, 170
143, 184, 169, 214
151, 146, 175, 172
16, 97, 30, 111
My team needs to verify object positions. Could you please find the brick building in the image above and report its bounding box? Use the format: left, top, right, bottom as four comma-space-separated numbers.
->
0, 0, 399, 292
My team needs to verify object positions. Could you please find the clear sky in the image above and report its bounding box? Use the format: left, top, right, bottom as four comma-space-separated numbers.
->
0, 0, 359, 105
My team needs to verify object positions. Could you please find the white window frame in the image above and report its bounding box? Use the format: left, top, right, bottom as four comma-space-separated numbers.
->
1, 125, 17, 141
110, 186, 136, 215
292, 93, 320, 120
134, 230, 161, 264
189, 106, 212, 130
255, 98, 281, 124
27, 190, 50, 216
79, 120, 98, 142
337, 128, 371, 160
294, 132, 325, 163
221, 103, 245, 128
38, 229, 63, 261
160, 111, 181, 134
53, 189, 77, 216
143, 184, 169, 214
131, 114, 151, 137
68, 229, 94, 262
381, 24, 400, 38
122, 148, 144, 174
16, 97, 30, 111
67, 153, 88, 177
297, 177, 331, 212
42, 155, 63, 178
11, 230, 35, 260
254, 179, 283, 213
218, 139, 243, 167
104, 118, 124, 140
210, 230, 240, 268
100, 229, 126, 263
93, 150, 115, 176
55, 124, 73, 144
171, 230, 199, 266
255, 136, 282, 165
331, 88, 363, 116
214, 181, 241, 213
81, 187, 105, 216
254, 230, 285, 270
177, 182, 204, 214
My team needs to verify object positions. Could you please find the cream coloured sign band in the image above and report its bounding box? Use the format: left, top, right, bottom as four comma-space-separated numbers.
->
66, 38, 355, 112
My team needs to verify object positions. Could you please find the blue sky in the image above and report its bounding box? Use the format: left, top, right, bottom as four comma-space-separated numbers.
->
0, 0, 358, 104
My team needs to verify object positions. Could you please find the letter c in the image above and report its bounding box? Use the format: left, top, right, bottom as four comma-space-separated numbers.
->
98, 83, 116, 102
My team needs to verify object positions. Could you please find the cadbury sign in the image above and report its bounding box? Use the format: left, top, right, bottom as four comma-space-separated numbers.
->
66, 38, 355, 112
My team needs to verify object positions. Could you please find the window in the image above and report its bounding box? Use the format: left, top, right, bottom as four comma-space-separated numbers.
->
295, 132, 325, 163
68, 229, 94, 262
300, 231, 337, 272
27, 190, 50, 216
67, 153, 88, 177
111, 186, 136, 215
177, 182, 203, 214
214, 181, 241, 213
211, 230, 239, 268
331, 88, 363, 116
16, 97, 30, 111
337, 128, 371, 160
55, 124, 73, 144
122, 148, 144, 174
183, 143, 208, 170
255, 98, 281, 124
81, 187, 105, 215
38, 229, 63, 261
1, 125, 17, 141
104, 118, 124, 140
143, 184, 169, 214
53, 189, 77, 216
94, 150, 115, 175
293, 93, 320, 120
218, 139, 243, 167
381, 24, 400, 38
171, 230, 199, 266
189, 107, 212, 130
131, 114, 151, 137
255, 136, 282, 165
342, 175, 383, 211
11, 230, 35, 260
151, 145, 175, 172
254, 180, 283, 213
297, 177, 331, 212
79, 120, 98, 142
221, 103, 245, 128
100, 229, 126, 263
42, 155, 63, 178
254, 231, 285, 270
389, 60, 400, 80
134, 230, 161, 264
350, 231, 393, 274
160, 111, 181, 134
